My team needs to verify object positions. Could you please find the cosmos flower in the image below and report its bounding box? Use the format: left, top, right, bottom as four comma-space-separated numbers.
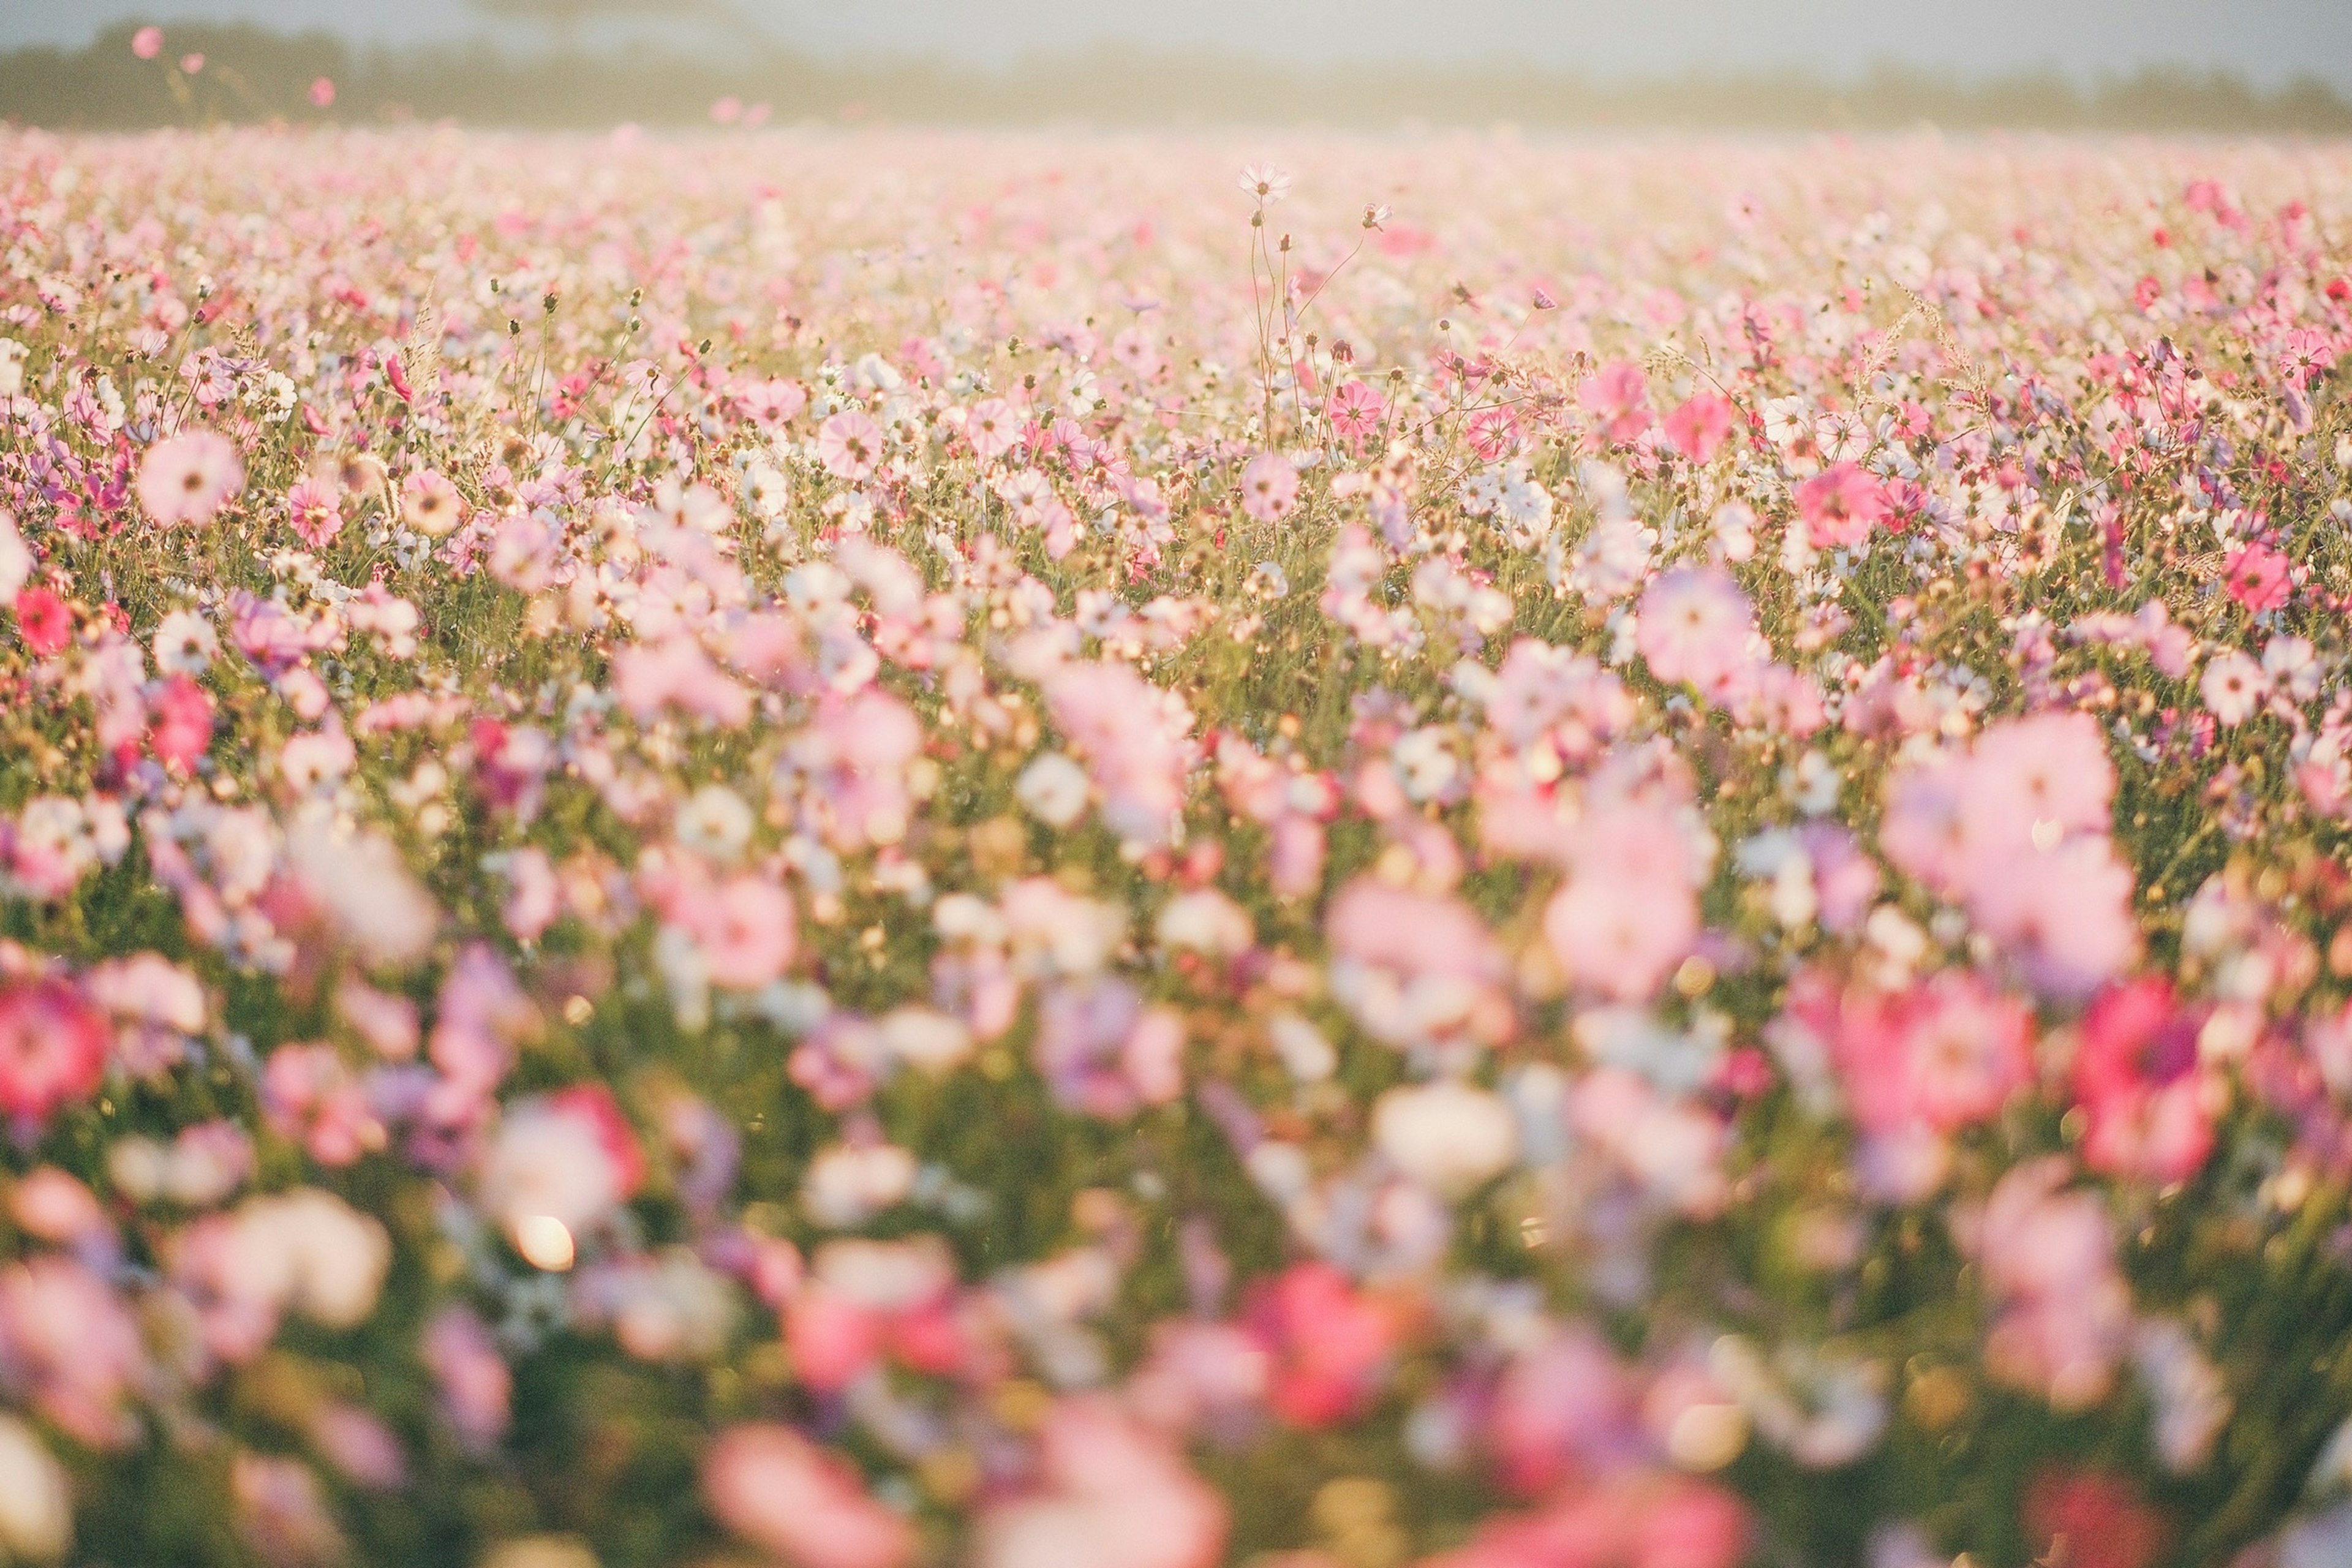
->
137, 430, 244, 527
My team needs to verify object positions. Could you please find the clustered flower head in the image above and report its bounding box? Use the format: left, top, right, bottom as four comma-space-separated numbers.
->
0, 124, 2348, 1568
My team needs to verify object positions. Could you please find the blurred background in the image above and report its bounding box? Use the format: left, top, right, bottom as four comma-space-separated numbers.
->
2, 0, 2349, 130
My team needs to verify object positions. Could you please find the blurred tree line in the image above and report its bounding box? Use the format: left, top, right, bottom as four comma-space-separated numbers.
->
2, 20, 2349, 132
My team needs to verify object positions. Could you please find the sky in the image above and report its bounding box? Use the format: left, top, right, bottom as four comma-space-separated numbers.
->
5, 0, 2351, 90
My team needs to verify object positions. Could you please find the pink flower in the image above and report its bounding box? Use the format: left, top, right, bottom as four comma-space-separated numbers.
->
974, 1398, 1227, 1568
692, 874, 798, 989
1967, 837, 2141, 998
2070, 978, 2215, 1185
138, 430, 245, 527
1578, 361, 1653, 445
400, 468, 464, 537
1238, 451, 1299, 524
1970, 1158, 2131, 1411
0, 979, 107, 1132
1325, 878, 1510, 1048
704, 1423, 916, 1568
2222, 541, 2291, 614
1247, 1262, 1396, 1428
148, 674, 215, 771
612, 637, 754, 728
1543, 802, 1700, 1003
285, 477, 342, 548
1881, 717, 2136, 997
1466, 405, 1521, 462
1965, 710, 2115, 845
1425, 1474, 1748, 1568
1663, 391, 1735, 462
737, 377, 807, 428
1636, 567, 1754, 695
1793, 462, 1888, 548
307, 77, 336, 110
263, 1043, 385, 1167
2023, 1468, 2171, 1568
132, 25, 164, 58
1488, 1325, 1638, 1494
0, 1256, 145, 1449
1325, 380, 1387, 449
1042, 660, 1196, 850
422, 1307, 510, 1452
816, 409, 884, 480
2277, 326, 2336, 388
10, 587, 72, 658
966, 397, 1020, 459
1823, 971, 2035, 1140
1032, 979, 1184, 1118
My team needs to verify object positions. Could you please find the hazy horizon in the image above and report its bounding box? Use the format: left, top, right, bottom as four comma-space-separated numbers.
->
5, 0, 2351, 92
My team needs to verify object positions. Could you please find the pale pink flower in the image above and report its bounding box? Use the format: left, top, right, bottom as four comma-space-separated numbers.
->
1793, 462, 1888, 548
1970, 1158, 2132, 1411
1326, 878, 1509, 1048
974, 1398, 1227, 1568
478, 1087, 643, 1246
689, 874, 797, 990
2200, 649, 2266, 726
138, 430, 244, 527
1579, 361, 1653, 445
1238, 451, 1299, 524
1544, 802, 1701, 1002
1325, 380, 1387, 449
230, 1452, 345, 1567
1637, 567, 1754, 695
1033, 979, 1185, 1118
967, 396, 1021, 459
0, 1256, 145, 1448
705, 1423, 916, 1568
817, 408, 884, 480
1371, 1079, 1518, 1197
422, 1308, 510, 1452
1042, 660, 1196, 849
401, 468, 464, 537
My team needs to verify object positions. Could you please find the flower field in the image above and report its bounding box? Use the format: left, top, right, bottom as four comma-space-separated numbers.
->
4, 124, 2352, 1567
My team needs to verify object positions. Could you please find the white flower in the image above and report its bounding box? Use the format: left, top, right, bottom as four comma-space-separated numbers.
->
0, 510, 29, 602
1392, 727, 1460, 802
880, 1006, 973, 1074
1373, 1080, 1518, 1198
152, 606, 219, 675
1017, 752, 1090, 828
240, 1188, 393, 1330
481, 1101, 628, 1240
1267, 1012, 1336, 1082
2199, 649, 2266, 727
2263, 635, 2321, 703
0, 1416, 70, 1562
287, 821, 439, 968
802, 1143, 918, 1229
1155, 889, 1254, 956
676, 784, 755, 862
1237, 164, 1292, 205
740, 459, 791, 520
